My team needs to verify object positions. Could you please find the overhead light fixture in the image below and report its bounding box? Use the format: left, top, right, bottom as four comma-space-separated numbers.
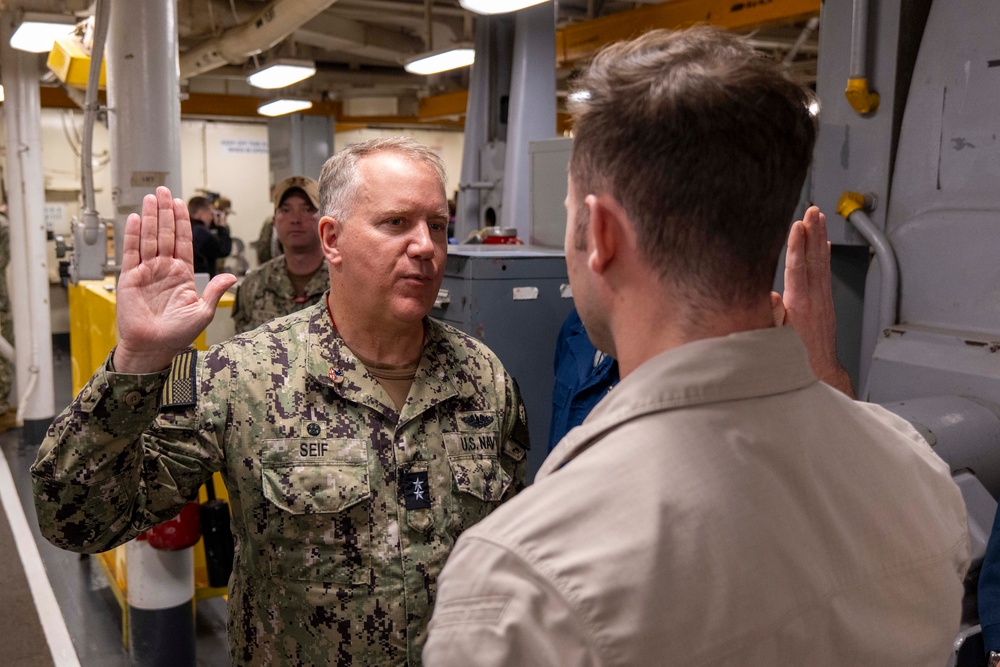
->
257, 99, 313, 117
246, 58, 316, 90
10, 13, 76, 54
404, 46, 475, 76
459, 0, 549, 15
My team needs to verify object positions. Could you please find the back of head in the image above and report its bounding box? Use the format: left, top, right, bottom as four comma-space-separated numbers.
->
188, 195, 213, 220
318, 136, 447, 221
569, 26, 816, 307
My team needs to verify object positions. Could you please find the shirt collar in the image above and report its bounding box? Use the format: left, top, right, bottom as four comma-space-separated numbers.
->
305, 299, 458, 424
539, 326, 817, 479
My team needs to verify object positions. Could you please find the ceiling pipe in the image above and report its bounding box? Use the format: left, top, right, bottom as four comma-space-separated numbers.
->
335, 0, 466, 17
0, 0, 90, 13
179, 0, 340, 79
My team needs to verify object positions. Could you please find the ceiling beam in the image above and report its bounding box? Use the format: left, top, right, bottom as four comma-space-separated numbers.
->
294, 12, 425, 63
555, 0, 820, 66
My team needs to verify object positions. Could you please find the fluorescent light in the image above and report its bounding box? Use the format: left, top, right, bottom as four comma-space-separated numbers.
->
257, 99, 313, 117
404, 47, 475, 75
246, 59, 316, 90
460, 0, 549, 14
10, 13, 76, 54
0, 85, 4, 103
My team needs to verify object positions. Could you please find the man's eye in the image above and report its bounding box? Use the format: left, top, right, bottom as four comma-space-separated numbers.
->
388, 218, 404, 226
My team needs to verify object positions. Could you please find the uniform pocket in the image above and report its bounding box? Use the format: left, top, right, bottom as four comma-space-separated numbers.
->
447, 454, 511, 502
261, 439, 371, 585
443, 429, 511, 502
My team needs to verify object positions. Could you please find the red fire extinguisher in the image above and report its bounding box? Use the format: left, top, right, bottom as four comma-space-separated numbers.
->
141, 501, 202, 551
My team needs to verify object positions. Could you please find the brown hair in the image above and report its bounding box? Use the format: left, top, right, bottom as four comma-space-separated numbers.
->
318, 137, 447, 221
569, 26, 816, 306
187, 196, 213, 219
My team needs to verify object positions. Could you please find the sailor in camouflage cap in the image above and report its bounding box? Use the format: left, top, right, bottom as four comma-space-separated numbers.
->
32, 136, 530, 665
232, 175, 327, 334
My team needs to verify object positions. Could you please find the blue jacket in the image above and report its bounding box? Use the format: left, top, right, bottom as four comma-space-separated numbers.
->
548, 309, 618, 451
980, 505, 1000, 652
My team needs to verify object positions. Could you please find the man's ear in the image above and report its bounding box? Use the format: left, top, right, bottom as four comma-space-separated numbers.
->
319, 216, 342, 265
586, 194, 629, 275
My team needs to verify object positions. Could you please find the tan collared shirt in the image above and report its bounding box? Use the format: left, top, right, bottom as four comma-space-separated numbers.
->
425, 326, 970, 666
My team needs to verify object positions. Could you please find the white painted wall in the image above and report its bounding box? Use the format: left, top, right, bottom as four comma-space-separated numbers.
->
39, 109, 272, 266
28, 109, 465, 332
336, 127, 465, 202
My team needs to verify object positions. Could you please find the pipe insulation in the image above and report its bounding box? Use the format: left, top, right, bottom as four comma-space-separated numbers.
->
0, 12, 56, 425
179, 0, 340, 79
81, 0, 111, 245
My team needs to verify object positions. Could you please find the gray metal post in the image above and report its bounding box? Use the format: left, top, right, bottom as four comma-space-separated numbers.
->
107, 2, 194, 664
107, 0, 182, 270
500, 2, 556, 239
456, 17, 493, 240
0, 12, 56, 434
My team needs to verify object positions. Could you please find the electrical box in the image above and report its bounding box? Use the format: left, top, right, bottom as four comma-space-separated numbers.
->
529, 137, 572, 248
47, 35, 107, 89
433, 245, 575, 481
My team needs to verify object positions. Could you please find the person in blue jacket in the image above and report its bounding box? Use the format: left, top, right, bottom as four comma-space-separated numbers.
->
548, 308, 619, 451
980, 510, 1000, 662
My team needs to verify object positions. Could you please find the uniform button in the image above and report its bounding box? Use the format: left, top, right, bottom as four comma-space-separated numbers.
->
124, 391, 143, 407
81, 387, 92, 401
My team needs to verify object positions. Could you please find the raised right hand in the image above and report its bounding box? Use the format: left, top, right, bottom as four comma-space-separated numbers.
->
114, 186, 236, 374
770, 206, 854, 397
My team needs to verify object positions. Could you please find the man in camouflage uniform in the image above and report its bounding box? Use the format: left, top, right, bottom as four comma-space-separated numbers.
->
0, 214, 13, 418
32, 137, 529, 665
232, 176, 329, 334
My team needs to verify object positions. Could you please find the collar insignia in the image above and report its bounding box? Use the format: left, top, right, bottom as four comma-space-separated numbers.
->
402, 471, 431, 510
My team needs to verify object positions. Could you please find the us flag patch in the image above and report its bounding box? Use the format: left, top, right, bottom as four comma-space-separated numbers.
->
160, 349, 197, 409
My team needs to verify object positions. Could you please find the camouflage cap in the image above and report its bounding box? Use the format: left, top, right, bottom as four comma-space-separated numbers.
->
273, 176, 320, 211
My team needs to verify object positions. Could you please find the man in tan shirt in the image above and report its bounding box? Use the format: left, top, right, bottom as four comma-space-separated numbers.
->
424, 27, 970, 666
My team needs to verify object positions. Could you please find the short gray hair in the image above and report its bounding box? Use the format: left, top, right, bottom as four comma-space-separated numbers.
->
318, 137, 448, 221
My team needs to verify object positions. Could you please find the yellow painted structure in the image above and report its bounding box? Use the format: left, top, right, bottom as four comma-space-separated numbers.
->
68, 277, 236, 645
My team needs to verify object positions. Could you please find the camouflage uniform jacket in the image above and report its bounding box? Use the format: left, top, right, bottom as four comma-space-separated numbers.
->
232, 256, 329, 334
31, 299, 530, 666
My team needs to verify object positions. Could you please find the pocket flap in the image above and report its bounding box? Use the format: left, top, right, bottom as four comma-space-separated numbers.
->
261, 438, 370, 514
447, 455, 511, 503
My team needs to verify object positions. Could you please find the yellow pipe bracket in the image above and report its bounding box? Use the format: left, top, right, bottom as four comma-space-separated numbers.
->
845, 78, 880, 115
836, 191, 867, 219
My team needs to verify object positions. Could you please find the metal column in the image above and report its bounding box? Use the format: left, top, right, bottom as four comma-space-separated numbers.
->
455, 17, 494, 240
0, 12, 56, 434
107, 0, 182, 270
107, 1, 194, 664
500, 2, 556, 238
456, 16, 513, 241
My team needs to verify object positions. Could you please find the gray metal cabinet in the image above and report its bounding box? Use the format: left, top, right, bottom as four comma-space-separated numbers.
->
433, 245, 575, 481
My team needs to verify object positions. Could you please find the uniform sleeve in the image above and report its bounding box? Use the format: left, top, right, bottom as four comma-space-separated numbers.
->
30, 348, 229, 553
231, 276, 253, 334
499, 371, 530, 498
423, 534, 599, 667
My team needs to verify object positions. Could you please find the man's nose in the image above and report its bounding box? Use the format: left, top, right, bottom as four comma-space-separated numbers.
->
408, 222, 435, 259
